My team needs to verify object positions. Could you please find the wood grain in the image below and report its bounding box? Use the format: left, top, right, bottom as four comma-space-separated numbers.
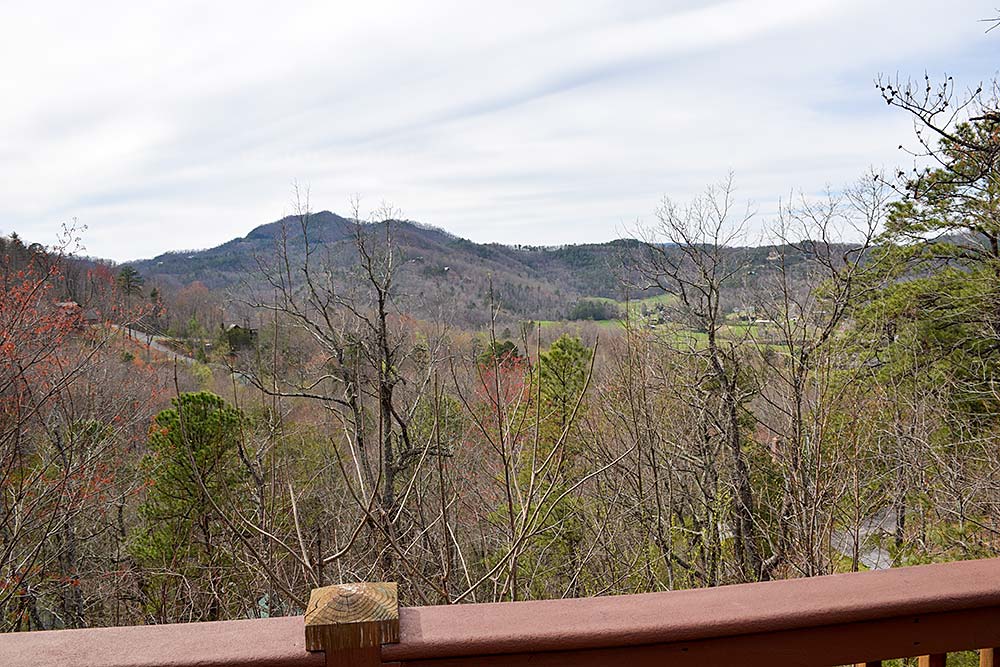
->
305, 582, 399, 666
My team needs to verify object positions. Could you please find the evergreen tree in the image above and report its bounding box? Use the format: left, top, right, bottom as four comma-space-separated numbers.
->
132, 392, 245, 621
538, 334, 592, 430
864, 109, 1000, 417
117, 265, 144, 298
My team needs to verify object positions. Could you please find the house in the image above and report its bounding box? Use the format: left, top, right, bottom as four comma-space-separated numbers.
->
55, 302, 84, 328
55, 302, 102, 327
225, 323, 258, 351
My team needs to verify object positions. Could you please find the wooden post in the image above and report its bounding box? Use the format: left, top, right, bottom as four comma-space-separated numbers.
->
305, 582, 399, 667
982, 648, 998, 667
918, 655, 947, 667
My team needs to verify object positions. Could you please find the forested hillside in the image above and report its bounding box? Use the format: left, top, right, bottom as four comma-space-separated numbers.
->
132, 209, 850, 326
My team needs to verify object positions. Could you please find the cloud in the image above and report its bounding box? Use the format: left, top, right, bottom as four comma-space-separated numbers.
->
0, 0, 997, 260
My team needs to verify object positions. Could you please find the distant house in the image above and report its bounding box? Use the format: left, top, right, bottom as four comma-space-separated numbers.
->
57, 302, 102, 328
225, 323, 258, 351
55, 302, 83, 328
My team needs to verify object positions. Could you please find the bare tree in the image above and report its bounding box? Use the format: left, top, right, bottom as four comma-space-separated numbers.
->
631, 176, 772, 581
235, 191, 452, 603
747, 175, 888, 575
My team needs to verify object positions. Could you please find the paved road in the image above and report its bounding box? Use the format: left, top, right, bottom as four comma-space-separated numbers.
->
831, 509, 894, 570
110, 325, 198, 365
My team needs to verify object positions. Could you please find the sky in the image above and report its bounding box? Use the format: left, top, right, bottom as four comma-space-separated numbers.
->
1, 1, 997, 261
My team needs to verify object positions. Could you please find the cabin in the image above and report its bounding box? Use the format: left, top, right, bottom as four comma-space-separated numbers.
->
55, 302, 101, 328
225, 323, 258, 351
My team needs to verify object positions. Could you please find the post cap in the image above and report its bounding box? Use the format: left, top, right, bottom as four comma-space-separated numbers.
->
304, 582, 399, 654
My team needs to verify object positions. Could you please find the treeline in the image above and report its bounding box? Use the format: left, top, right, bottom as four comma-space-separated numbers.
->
1, 75, 999, 631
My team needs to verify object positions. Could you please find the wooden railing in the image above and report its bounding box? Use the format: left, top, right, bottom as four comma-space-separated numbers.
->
3, 558, 1000, 666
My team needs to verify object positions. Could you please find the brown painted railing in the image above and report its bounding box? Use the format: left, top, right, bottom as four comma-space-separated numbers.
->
3, 558, 1000, 666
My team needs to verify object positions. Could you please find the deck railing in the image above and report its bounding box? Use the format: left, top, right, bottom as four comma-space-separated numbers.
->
3, 558, 1000, 666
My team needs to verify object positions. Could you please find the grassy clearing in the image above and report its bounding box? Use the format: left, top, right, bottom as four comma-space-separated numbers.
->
532, 319, 624, 330
626, 293, 678, 308
536, 292, 789, 351
661, 329, 709, 347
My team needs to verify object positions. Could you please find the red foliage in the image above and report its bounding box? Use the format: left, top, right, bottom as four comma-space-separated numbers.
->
474, 352, 528, 409
0, 240, 166, 621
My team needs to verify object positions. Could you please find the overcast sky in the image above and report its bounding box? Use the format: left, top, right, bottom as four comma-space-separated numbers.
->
1, 1, 997, 261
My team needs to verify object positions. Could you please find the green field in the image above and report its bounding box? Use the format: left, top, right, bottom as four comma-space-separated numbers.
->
530, 292, 787, 350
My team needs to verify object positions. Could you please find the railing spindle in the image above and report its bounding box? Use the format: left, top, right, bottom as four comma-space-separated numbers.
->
982, 648, 998, 667
919, 655, 947, 667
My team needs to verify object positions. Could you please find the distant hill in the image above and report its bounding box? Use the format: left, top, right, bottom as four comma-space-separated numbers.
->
131, 210, 853, 324
132, 211, 649, 324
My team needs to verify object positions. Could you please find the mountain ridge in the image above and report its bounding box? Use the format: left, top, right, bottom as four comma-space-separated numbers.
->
130, 210, 842, 324
132, 211, 646, 322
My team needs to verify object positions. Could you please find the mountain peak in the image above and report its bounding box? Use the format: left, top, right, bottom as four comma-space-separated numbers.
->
244, 210, 352, 242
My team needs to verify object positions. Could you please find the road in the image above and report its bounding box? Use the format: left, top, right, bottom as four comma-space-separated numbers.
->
830, 509, 894, 570
109, 325, 199, 365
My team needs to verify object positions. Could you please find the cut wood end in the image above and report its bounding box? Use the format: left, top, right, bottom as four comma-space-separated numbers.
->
304, 582, 399, 653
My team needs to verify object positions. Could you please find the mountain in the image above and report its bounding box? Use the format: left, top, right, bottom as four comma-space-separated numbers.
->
132, 211, 646, 323
131, 211, 853, 325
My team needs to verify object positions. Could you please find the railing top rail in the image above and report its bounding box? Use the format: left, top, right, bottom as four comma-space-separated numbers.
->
0, 614, 321, 667
2, 558, 1000, 666
384, 558, 1000, 661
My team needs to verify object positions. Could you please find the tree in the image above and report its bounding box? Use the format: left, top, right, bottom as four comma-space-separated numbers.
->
116, 266, 144, 300
870, 77, 1000, 415
748, 177, 886, 576
538, 335, 592, 431
843, 75, 1000, 565
478, 339, 523, 367
241, 191, 448, 602
515, 334, 593, 596
132, 392, 245, 622
116, 266, 145, 339
633, 177, 771, 582
567, 299, 620, 321
0, 232, 160, 631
